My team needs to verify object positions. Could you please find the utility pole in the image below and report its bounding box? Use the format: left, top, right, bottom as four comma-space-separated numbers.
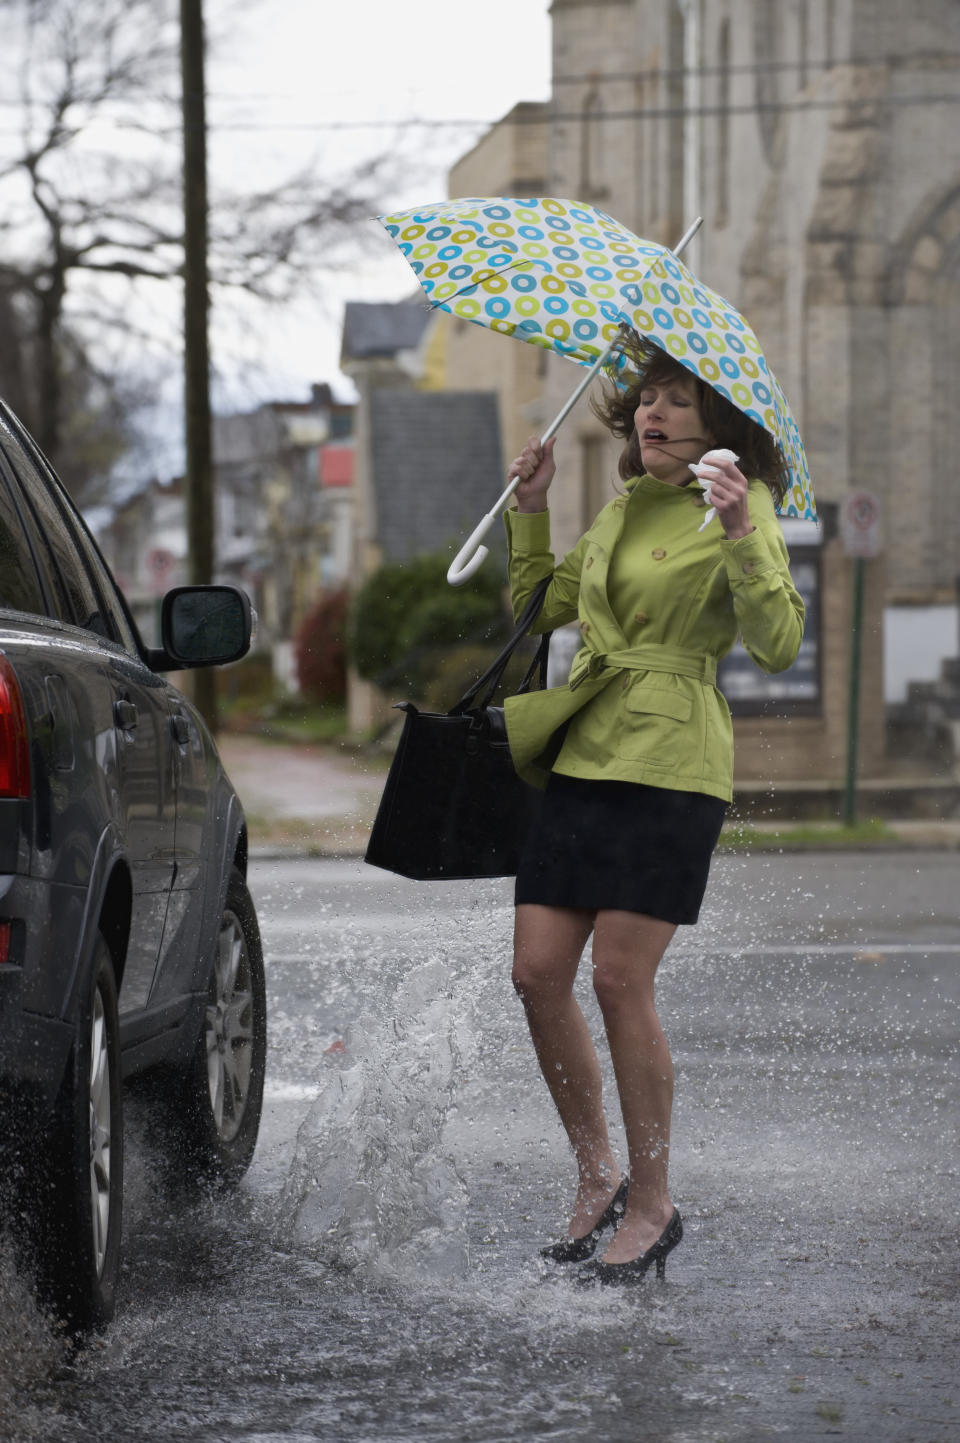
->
180, 0, 217, 729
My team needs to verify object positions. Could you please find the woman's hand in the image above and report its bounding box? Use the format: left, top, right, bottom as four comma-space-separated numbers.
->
510, 436, 556, 513
698, 453, 754, 539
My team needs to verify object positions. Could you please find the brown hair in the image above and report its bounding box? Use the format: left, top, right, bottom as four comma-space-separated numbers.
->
590, 333, 789, 508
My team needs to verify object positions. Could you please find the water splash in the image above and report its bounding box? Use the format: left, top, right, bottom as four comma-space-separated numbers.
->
0, 1237, 65, 1441
279, 954, 476, 1279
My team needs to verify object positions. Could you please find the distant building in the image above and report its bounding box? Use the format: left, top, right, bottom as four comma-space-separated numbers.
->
341, 300, 433, 369
95, 384, 355, 687
98, 477, 187, 647
318, 438, 355, 587
340, 299, 504, 730
367, 389, 502, 564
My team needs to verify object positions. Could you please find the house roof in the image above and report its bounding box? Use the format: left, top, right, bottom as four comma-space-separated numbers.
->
341, 301, 431, 360
369, 390, 503, 562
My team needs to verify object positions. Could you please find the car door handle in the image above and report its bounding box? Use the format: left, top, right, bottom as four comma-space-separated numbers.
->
114, 699, 138, 731
171, 714, 190, 746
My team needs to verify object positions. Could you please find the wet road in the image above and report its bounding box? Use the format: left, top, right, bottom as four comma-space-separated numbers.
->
3, 850, 959, 1442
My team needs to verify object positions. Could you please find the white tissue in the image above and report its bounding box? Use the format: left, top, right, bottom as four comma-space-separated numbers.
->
688, 448, 739, 531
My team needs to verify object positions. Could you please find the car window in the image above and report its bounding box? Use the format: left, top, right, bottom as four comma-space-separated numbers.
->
0, 410, 113, 640
61, 511, 142, 656
0, 469, 48, 616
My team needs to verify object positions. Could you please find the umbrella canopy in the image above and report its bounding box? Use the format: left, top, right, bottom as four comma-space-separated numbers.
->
379, 196, 815, 524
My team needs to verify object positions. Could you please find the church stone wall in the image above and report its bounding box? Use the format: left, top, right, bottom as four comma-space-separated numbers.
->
440, 0, 960, 789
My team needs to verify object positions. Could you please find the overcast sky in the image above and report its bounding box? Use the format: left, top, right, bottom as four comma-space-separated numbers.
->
206, 0, 553, 405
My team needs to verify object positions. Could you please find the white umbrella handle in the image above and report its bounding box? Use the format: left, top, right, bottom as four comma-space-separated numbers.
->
446, 475, 521, 585
446, 217, 703, 586
446, 337, 621, 585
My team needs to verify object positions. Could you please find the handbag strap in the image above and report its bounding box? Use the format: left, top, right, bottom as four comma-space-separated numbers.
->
449, 575, 551, 715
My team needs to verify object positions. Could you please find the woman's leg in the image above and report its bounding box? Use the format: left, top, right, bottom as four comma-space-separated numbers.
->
590, 910, 678, 1263
513, 903, 622, 1237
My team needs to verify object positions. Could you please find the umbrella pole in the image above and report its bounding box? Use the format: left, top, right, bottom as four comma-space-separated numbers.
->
673, 215, 703, 257
446, 218, 703, 585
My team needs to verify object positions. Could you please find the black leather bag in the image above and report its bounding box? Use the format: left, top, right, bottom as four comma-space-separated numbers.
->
364, 579, 550, 881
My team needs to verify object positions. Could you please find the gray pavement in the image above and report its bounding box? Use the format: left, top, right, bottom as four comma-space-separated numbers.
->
9, 851, 958, 1443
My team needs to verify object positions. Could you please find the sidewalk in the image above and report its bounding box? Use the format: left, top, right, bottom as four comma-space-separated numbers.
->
217, 734, 386, 857
217, 734, 960, 858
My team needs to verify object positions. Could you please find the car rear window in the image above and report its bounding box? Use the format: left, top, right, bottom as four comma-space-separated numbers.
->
0, 411, 111, 638
0, 469, 47, 616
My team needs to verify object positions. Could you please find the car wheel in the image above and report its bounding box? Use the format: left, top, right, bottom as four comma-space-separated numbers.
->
177, 869, 266, 1185
34, 935, 124, 1333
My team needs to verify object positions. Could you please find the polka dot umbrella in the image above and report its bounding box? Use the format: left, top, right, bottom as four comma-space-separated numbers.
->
379, 196, 816, 582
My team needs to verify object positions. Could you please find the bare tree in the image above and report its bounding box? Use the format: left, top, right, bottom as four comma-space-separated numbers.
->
0, 276, 140, 505
0, 0, 392, 495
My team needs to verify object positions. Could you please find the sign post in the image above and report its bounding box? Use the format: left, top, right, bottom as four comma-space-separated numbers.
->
840, 493, 882, 825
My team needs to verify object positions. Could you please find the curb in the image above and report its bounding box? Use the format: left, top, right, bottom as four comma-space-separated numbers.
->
248, 834, 960, 863
249, 844, 369, 862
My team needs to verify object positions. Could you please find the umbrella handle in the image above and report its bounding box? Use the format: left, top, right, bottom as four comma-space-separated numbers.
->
446, 476, 521, 585
446, 333, 627, 586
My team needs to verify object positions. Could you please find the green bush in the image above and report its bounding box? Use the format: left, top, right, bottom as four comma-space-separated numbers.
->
217, 651, 275, 707
420, 636, 547, 712
420, 643, 503, 712
347, 551, 508, 699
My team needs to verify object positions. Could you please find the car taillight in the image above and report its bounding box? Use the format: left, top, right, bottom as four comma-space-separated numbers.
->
0, 655, 31, 799
0, 921, 11, 964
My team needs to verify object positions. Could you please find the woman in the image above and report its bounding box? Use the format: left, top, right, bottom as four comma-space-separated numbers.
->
502, 338, 805, 1286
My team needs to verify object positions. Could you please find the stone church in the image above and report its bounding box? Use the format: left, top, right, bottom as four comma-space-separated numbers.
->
431, 0, 960, 801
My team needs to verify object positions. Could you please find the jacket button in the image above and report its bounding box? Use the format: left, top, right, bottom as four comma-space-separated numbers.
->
621, 674, 630, 690
742, 560, 755, 575
580, 620, 590, 634
585, 555, 594, 568
634, 611, 650, 626
651, 547, 667, 560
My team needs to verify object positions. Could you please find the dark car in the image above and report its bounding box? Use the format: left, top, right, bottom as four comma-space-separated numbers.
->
0, 399, 266, 1332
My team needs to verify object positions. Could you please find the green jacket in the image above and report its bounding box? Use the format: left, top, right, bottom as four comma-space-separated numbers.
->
503, 473, 805, 803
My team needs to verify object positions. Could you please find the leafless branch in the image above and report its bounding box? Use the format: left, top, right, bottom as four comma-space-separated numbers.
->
0, 0, 407, 489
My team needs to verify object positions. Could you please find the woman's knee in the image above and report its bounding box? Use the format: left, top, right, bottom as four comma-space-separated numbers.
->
590, 914, 673, 1018
591, 958, 630, 1015
591, 953, 654, 1018
511, 952, 570, 1006
513, 906, 591, 1005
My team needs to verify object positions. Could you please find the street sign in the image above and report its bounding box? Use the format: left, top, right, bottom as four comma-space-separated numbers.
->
840, 491, 882, 558
839, 491, 881, 822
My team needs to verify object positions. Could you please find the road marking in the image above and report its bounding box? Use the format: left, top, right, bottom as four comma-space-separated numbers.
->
672, 943, 960, 957
262, 1081, 323, 1100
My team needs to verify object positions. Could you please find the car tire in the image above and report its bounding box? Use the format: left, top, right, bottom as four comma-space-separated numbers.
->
34, 935, 124, 1333
176, 868, 267, 1186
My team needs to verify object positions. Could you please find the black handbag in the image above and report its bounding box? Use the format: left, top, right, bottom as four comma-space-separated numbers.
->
364, 578, 550, 881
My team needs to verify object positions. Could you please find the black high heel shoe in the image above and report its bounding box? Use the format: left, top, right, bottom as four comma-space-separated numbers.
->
576, 1207, 683, 1286
540, 1178, 629, 1263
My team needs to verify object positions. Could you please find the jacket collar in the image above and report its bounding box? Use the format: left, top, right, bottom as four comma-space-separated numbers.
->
625, 471, 700, 498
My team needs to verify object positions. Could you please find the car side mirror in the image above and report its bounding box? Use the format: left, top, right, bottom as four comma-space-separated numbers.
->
149, 585, 254, 671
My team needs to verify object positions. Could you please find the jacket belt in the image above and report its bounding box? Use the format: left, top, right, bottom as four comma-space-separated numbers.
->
569, 642, 718, 690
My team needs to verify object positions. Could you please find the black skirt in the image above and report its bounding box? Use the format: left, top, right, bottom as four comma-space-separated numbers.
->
515, 772, 727, 925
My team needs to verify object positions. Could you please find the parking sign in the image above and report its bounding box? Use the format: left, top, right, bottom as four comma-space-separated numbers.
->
840, 491, 882, 558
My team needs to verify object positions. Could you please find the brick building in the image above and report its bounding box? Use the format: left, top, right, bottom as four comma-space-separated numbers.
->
430, 0, 960, 797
